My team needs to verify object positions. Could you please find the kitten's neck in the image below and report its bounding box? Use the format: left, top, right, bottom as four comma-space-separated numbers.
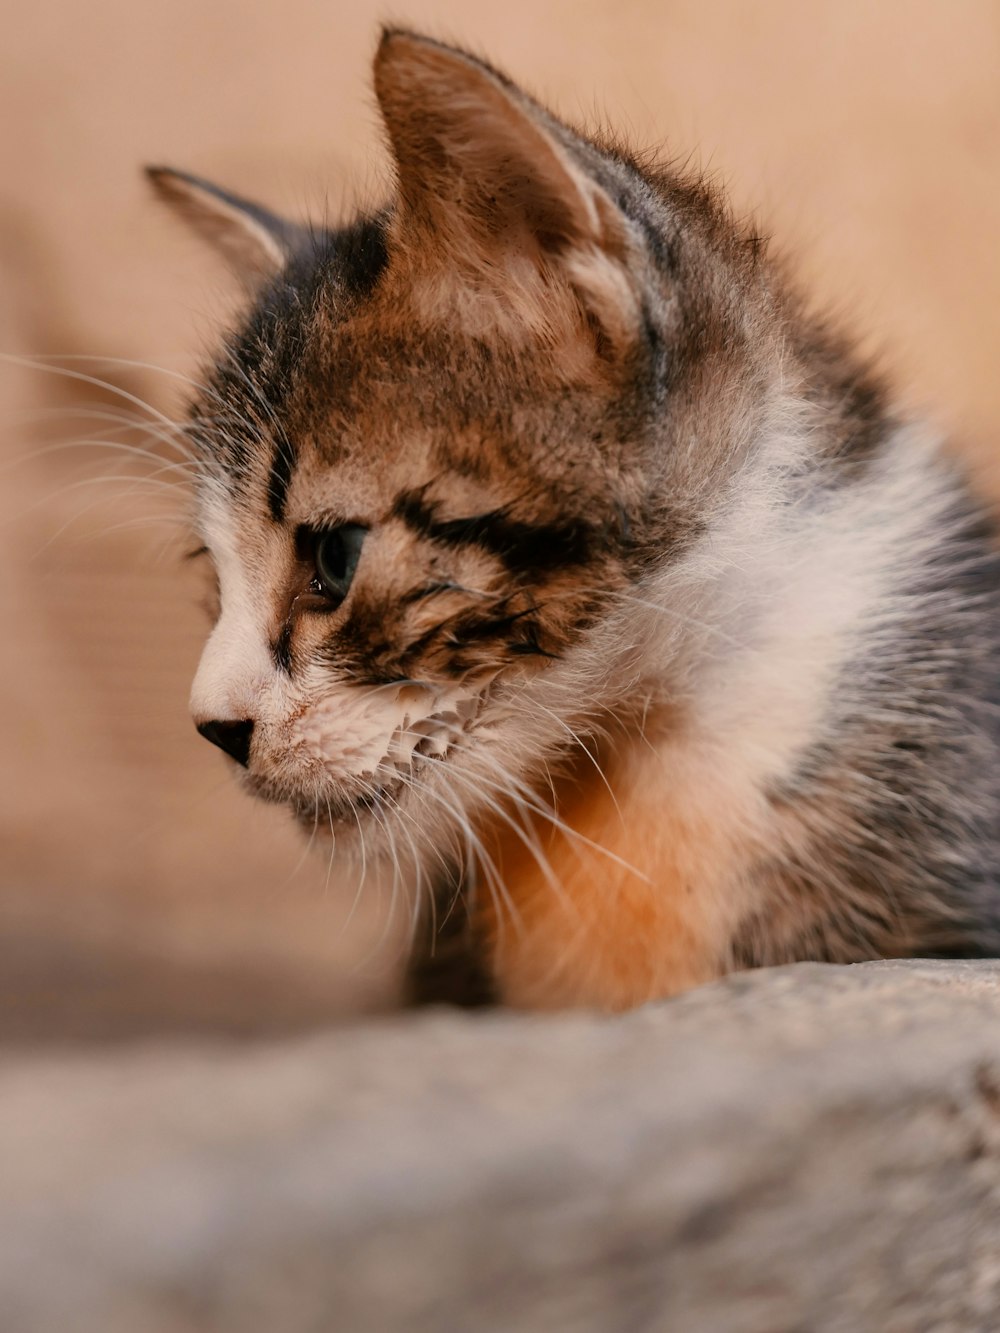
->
474, 417, 954, 1009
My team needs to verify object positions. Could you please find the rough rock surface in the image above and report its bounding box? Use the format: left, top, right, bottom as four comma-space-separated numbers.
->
5, 960, 1000, 1332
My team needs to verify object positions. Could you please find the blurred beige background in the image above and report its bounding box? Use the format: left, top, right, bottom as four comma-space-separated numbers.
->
3, 0, 1000, 1039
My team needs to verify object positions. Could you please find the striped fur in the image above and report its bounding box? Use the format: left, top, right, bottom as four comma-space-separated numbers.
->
154, 30, 1000, 1010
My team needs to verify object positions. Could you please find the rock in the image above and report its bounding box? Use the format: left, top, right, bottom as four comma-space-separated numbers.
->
5, 960, 1000, 1332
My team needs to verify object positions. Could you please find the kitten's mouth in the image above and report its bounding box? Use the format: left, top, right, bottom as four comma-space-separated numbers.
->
261, 679, 495, 829
295, 713, 470, 825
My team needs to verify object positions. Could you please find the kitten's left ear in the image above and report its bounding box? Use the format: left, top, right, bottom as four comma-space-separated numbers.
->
374, 31, 642, 352
145, 166, 299, 283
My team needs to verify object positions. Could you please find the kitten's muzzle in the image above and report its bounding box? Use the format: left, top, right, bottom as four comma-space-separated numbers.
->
196, 718, 255, 767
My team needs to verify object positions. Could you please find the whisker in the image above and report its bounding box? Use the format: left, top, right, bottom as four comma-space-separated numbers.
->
619, 591, 745, 651
1, 354, 196, 441
473, 753, 648, 885
356, 775, 405, 948
275, 779, 323, 896
340, 795, 370, 935
516, 697, 625, 826
418, 777, 516, 944
3, 351, 224, 404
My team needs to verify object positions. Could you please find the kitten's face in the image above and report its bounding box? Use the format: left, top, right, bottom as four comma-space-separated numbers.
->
189, 287, 638, 843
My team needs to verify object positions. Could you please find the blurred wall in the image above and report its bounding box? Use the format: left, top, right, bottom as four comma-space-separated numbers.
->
3, 0, 1000, 1038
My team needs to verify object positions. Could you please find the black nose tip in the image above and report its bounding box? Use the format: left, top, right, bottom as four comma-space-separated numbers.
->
196, 718, 254, 767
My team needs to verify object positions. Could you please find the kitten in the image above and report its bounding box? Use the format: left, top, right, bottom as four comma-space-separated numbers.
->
149, 29, 1000, 1011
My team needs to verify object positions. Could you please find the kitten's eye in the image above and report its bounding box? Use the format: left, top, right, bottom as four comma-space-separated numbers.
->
311, 524, 367, 606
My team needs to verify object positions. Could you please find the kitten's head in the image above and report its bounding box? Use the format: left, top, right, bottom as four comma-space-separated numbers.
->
153, 30, 776, 857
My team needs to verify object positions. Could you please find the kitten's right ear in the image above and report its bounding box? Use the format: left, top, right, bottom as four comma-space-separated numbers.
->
373, 31, 642, 356
145, 166, 297, 283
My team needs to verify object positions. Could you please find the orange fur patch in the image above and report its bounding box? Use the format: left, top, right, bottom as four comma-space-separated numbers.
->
478, 730, 762, 1010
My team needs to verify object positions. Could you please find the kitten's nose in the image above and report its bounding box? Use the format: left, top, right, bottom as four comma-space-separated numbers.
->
196, 718, 254, 767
